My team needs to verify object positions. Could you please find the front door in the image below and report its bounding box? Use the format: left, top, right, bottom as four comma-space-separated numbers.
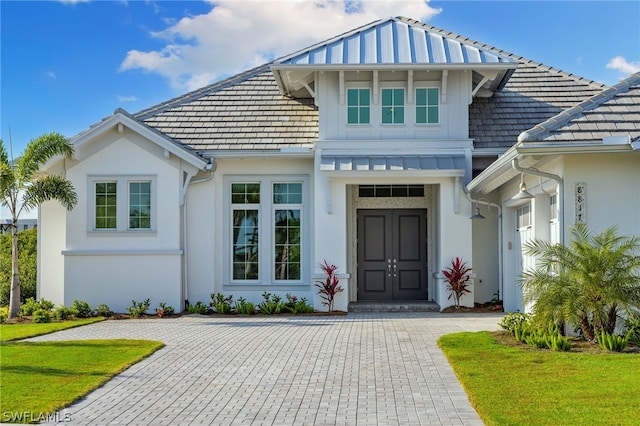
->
357, 209, 427, 300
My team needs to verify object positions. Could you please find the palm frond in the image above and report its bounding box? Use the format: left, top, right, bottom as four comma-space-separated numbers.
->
16, 133, 74, 183
21, 175, 78, 212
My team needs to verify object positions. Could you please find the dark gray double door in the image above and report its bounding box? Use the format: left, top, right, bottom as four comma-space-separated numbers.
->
357, 209, 428, 301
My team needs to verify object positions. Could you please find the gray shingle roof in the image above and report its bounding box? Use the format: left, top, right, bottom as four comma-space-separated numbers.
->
518, 72, 640, 143
134, 17, 609, 153
135, 65, 318, 152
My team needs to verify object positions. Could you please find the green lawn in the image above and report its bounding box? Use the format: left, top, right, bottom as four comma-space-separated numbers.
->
0, 317, 105, 342
0, 321, 164, 423
438, 331, 640, 426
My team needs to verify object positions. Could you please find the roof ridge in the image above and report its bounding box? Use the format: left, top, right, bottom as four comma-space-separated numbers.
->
518, 71, 640, 142
134, 63, 272, 120
397, 16, 608, 92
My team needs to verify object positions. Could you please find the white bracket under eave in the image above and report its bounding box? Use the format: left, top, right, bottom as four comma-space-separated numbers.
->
454, 176, 460, 214
472, 75, 490, 97
326, 177, 333, 214
441, 70, 448, 104
339, 71, 344, 105
407, 70, 414, 104
373, 70, 379, 105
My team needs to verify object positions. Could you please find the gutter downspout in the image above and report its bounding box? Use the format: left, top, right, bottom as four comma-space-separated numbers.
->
464, 190, 504, 304
512, 158, 565, 245
182, 162, 215, 310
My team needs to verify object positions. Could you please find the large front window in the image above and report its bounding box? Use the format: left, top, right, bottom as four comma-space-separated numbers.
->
232, 183, 260, 280
227, 177, 307, 284
274, 183, 302, 281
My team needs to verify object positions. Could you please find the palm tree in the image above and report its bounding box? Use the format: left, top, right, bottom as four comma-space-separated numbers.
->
521, 222, 640, 341
1, 133, 77, 319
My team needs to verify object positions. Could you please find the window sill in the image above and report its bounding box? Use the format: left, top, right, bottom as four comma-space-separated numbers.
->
88, 230, 157, 237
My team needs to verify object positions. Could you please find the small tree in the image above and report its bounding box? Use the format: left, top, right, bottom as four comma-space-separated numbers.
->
442, 257, 472, 309
1, 133, 77, 319
521, 223, 640, 341
315, 260, 343, 312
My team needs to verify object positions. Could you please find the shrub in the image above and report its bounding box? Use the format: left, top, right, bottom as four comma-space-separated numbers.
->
53, 305, 78, 321
623, 311, 640, 346
187, 301, 209, 315
33, 308, 52, 323
315, 260, 344, 312
235, 297, 256, 315
499, 312, 532, 334
210, 293, 233, 315
258, 292, 286, 314
0, 306, 8, 323
127, 298, 151, 318
0, 228, 37, 306
285, 294, 314, 314
596, 329, 631, 352
156, 302, 175, 317
94, 304, 113, 317
72, 300, 94, 318
442, 257, 472, 309
20, 297, 54, 316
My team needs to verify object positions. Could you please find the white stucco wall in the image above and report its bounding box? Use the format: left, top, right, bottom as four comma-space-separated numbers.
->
317, 70, 471, 141
38, 200, 67, 304
40, 126, 195, 313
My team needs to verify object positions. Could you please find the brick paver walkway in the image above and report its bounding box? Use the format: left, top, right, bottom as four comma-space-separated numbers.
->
30, 312, 503, 425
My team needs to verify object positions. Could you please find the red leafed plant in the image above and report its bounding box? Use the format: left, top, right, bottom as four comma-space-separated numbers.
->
442, 257, 472, 309
315, 260, 344, 312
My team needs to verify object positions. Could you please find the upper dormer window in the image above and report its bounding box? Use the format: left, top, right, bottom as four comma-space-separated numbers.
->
347, 88, 370, 124
416, 87, 439, 125
381, 88, 405, 124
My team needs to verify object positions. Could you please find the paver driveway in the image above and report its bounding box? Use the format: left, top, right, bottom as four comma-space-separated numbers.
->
31, 312, 504, 425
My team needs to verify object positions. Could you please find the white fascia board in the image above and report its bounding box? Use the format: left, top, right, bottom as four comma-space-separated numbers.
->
271, 63, 517, 72
466, 146, 518, 193
515, 140, 635, 155
65, 112, 208, 170
202, 149, 315, 159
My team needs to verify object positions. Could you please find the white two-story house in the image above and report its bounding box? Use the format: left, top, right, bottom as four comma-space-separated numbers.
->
39, 17, 639, 313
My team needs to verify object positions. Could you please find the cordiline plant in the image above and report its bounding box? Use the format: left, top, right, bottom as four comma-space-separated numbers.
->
442, 257, 472, 309
315, 260, 343, 312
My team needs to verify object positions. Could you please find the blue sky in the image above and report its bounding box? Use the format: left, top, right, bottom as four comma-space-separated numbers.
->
2, 0, 639, 157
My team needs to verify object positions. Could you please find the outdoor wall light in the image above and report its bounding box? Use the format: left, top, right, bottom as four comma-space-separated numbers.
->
469, 203, 486, 220
511, 174, 535, 200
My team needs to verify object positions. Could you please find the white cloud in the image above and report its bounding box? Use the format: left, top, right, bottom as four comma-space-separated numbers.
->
606, 56, 640, 74
46, 71, 56, 79
120, 0, 440, 91
117, 95, 138, 102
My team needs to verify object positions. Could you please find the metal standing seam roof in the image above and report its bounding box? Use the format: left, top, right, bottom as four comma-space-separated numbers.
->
276, 16, 514, 66
518, 72, 640, 143
131, 17, 609, 153
320, 154, 466, 172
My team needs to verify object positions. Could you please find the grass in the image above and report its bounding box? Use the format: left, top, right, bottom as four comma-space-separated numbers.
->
438, 331, 640, 425
0, 320, 164, 423
0, 317, 106, 342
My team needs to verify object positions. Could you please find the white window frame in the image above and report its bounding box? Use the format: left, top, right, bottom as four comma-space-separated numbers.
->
415, 84, 440, 125
380, 86, 405, 125
345, 82, 372, 126
88, 175, 156, 233
224, 175, 310, 286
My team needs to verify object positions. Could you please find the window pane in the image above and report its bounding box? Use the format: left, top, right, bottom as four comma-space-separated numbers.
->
347, 107, 359, 124
427, 107, 439, 124
95, 181, 117, 229
382, 89, 392, 105
394, 106, 404, 124
274, 182, 302, 204
360, 107, 370, 124
347, 89, 358, 106
233, 209, 259, 280
274, 209, 301, 280
394, 89, 404, 104
359, 89, 370, 106
382, 107, 392, 124
416, 88, 426, 106
416, 107, 427, 124
427, 88, 439, 105
129, 181, 151, 229
232, 183, 260, 204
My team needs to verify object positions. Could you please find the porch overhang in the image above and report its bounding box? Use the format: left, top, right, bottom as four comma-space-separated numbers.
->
320, 154, 466, 177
